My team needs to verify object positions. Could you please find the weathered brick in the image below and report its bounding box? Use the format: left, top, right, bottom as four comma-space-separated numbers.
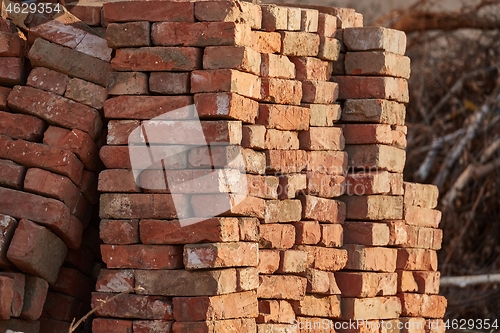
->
291, 295, 340, 318
173, 291, 258, 321
64, 245, 95, 276
0, 276, 13, 320
345, 51, 411, 79
343, 27, 407, 55
189, 146, 265, 174
99, 219, 139, 245
0, 272, 24, 317
103, 1, 194, 22
104, 95, 193, 119
343, 222, 390, 246
404, 182, 439, 209
398, 293, 447, 318
112, 47, 202, 72
404, 206, 442, 228
26, 67, 69, 95
261, 78, 302, 105
397, 270, 419, 293
300, 9, 319, 32
259, 224, 295, 249
295, 246, 346, 272
173, 318, 256, 333
342, 124, 393, 145
261, 5, 288, 31
195, 92, 258, 124
258, 299, 295, 324
289, 57, 331, 81
0, 159, 26, 190
266, 150, 308, 174
133, 320, 173, 333
191, 194, 265, 219
319, 223, 343, 248
258, 275, 307, 300
52, 267, 92, 304
277, 250, 307, 273
92, 292, 174, 320
318, 13, 337, 37
305, 172, 344, 198
65, 77, 108, 110
261, 54, 295, 79
0, 87, 10, 111
8, 86, 102, 141
302, 80, 339, 104
106, 22, 151, 48
341, 296, 402, 320
251, 31, 281, 54
195, 1, 262, 29
28, 38, 112, 87
107, 72, 149, 95
69, 3, 103, 26
345, 144, 406, 172
0, 318, 40, 332
184, 242, 258, 269
242, 125, 266, 150
264, 129, 299, 150
239, 217, 259, 242
344, 244, 397, 272
101, 244, 183, 269
95, 269, 134, 293
318, 36, 341, 61
0, 31, 25, 57
307, 151, 347, 175
397, 248, 438, 271
204, 46, 260, 75
301, 195, 345, 223
413, 271, 440, 294
299, 127, 344, 150
342, 99, 406, 125
98, 169, 140, 193
280, 32, 320, 56
0, 214, 17, 268
308, 104, 341, 127
21, 275, 48, 320
0, 57, 24, 87
345, 171, 390, 196
258, 104, 309, 131
335, 272, 397, 298
247, 174, 279, 199
149, 72, 190, 95
286, 7, 302, 31
332, 76, 409, 103
191, 69, 261, 100
342, 195, 403, 221
258, 249, 280, 274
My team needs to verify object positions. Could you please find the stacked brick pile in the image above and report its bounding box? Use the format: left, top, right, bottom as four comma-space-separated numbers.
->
0, 14, 110, 333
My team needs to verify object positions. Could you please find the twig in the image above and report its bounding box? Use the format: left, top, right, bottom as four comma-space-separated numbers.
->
441, 273, 500, 287
479, 138, 500, 163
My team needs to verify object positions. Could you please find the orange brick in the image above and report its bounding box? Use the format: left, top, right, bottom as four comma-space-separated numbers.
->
236, 267, 259, 291
299, 127, 344, 151
319, 224, 343, 247
195, 92, 258, 123
251, 31, 281, 54
345, 144, 406, 172
101, 244, 183, 269
309, 104, 342, 127
261, 78, 302, 105
290, 57, 331, 81
342, 124, 393, 145
307, 151, 347, 175
389, 172, 404, 195
172, 318, 256, 333
386, 220, 409, 246
291, 295, 340, 318
204, 46, 261, 75
317, 13, 337, 37
333, 76, 409, 103
296, 245, 348, 271
404, 206, 441, 228
195, 1, 262, 30
343, 222, 390, 246
412, 272, 440, 295
403, 182, 439, 209
306, 172, 345, 198
341, 296, 401, 320
279, 173, 307, 199
261, 53, 295, 79
318, 36, 341, 61
301, 195, 346, 223
247, 174, 279, 199
300, 9, 319, 33
344, 244, 397, 273
92, 292, 173, 320
264, 199, 302, 223
302, 268, 330, 294
345, 171, 390, 195
257, 275, 307, 300
261, 5, 288, 31
258, 249, 280, 274
259, 224, 295, 249
286, 7, 302, 31
242, 125, 266, 149
239, 217, 259, 242
335, 272, 397, 298
184, 242, 258, 269
281, 32, 319, 56
266, 150, 307, 174
257, 299, 295, 324
258, 104, 309, 131
278, 250, 308, 273
396, 249, 438, 271
293, 221, 321, 245
345, 51, 411, 79
398, 294, 447, 318
302, 80, 339, 104
191, 69, 261, 99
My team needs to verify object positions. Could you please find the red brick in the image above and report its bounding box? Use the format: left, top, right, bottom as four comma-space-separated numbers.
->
98, 169, 140, 193
332, 76, 409, 103
290, 57, 331, 81
173, 291, 257, 321
344, 244, 397, 272
101, 244, 183, 269
335, 272, 397, 298
20, 275, 48, 321
257, 249, 280, 274
65, 77, 108, 110
107, 72, 148, 95
0, 57, 24, 87
259, 224, 295, 249
279, 173, 307, 199
258, 104, 309, 131
261, 78, 302, 105
343, 27, 407, 55
345, 51, 411, 79
319, 223, 343, 247
184, 242, 258, 269
133, 320, 173, 333
204, 46, 260, 75
277, 250, 307, 273
264, 129, 299, 150
149, 72, 190, 95
291, 295, 340, 318
293, 221, 321, 245
238, 217, 259, 242
92, 292, 174, 320
64, 245, 95, 276
52, 267, 93, 304
307, 151, 347, 175
79, 170, 99, 205
345, 144, 406, 172
319, 36, 342, 61
106, 121, 138, 146
345, 171, 390, 196
305, 173, 345, 198
105, 95, 194, 120
106, 22, 151, 48
100, 219, 139, 245
296, 245, 348, 271
0, 214, 17, 268
261, 5, 288, 31
341, 296, 402, 320
299, 127, 344, 151
136, 268, 236, 296
112, 47, 202, 72
258, 275, 307, 300
302, 268, 329, 294
26, 67, 69, 96
343, 222, 390, 246
92, 318, 133, 333
261, 53, 296, 79
398, 294, 447, 318
103, 1, 194, 22
246, 174, 279, 199
28, 38, 112, 87
0, 87, 10, 111
396, 249, 438, 271
95, 269, 134, 293
0, 276, 13, 319
0, 31, 25, 57
191, 69, 261, 100
172, 318, 256, 333
318, 13, 337, 37
7, 219, 67, 284
191, 193, 265, 219
251, 31, 281, 53
281, 32, 320, 56
0, 159, 25, 190
411, 271, 440, 294
266, 150, 307, 174
342, 124, 393, 145
0, 272, 24, 317
301, 195, 345, 223
195, 1, 262, 29
403, 182, 439, 209
236, 267, 259, 291
69, 3, 103, 26
189, 146, 265, 174
397, 270, 419, 293
342, 99, 406, 125
258, 299, 295, 324
195, 92, 258, 124
301, 80, 338, 104
404, 206, 442, 228
386, 220, 408, 246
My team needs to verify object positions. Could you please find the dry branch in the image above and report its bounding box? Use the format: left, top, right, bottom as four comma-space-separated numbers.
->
441, 273, 500, 287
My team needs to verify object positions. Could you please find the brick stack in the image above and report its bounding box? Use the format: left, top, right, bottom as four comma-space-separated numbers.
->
0, 13, 110, 332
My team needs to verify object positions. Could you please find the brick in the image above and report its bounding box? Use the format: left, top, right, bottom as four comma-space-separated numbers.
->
300, 9, 319, 32
261, 78, 302, 105
0, 159, 26, 190
305, 172, 344, 198
28, 38, 112, 87
261, 5, 288, 31
398, 294, 447, 318
195, 1, 262, 30
26, 67, 69, 95
299, 127, 344, 151
280, 32, 320, 57
149, 72, 190, 95
195, 92, 258, 124
204, 46, 260, 75
107, 72, 148, 95
345, 51, 411, 79
92, 292, 174, 320
277, 250, 307, 273
342, 124, 393, 145
389, 172, 404, 195
308, 104, 341, 127
296, 246, 348, 271
8, 86, 102, 141
319, 224, 343, 247
64, 245, 95, 276
345, 171, 390, 196
239, 217, 259, 242
173, 318, 256, 333
98, 169, 140, 193
0, 272, 23, 317
289, 57, 330, 81
301, 80, 338, 104
0, 318, 40, 332
279, 173, 307, 199
343, 222, 390, 246
251, 31, 281, 53
307, 151, 347, 175
318, 13, 337, 37
42, 292, 87, 322
257, 324, 296, 332
318, 36, 341, 61
397, 270, 419, 293
69, 3, 102, 26
404, 182, 439, 209
95, 269, 134, 293
106, 21, 151, 48
386, 220, 408, 246
173, 291, 257, 321
100, 219, 139, 245
0, 276, 13, 319
286, 7, 302, 31
258, 275, 306, 300
264, 129, 299, 150
136, 269, 236, 296
189, 146, 265, 174
43, 126, 99, 171
112, 47, 202, 72
335, 272, 397, 298
291, 295, 340, 318
104, 95, 193, 119
191, 194, 265, 219
301, 195, 345, 223
103, 1, 194, 22
302, 268, 329, 294
341, 297, 402, 320
52, 267, 92, 304
152, 22, 251, 47
184, 242, 258, 269
236, 267, 259, 291
20, 275, 48, 320
261, 54, 295, 79
396, 248, 438, 271
259, 224, 295, 249
101, 244, 183, 269
65, 77, 108, 110
258, 249, 280, 274
343, 27, 407, 55
247, 174, 279, 199
344, 244, 397, 272
342, 99, 406, 125
265, 150, 307, 173
345, 144, 406, 172
333, 76, 409, 103
191, 69, 261, 100
258, 299, 295, 324
0, 214, 17, 268
258, 104, 309, 131
0, 57, 24, 86
242, 125, 266, 149
7, 219, 67, 284
0, 87, 10, 111
0, 31, 25, 57
134, 320, 173, 333
392, 125, 407, 149
404, 206, 442, 228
